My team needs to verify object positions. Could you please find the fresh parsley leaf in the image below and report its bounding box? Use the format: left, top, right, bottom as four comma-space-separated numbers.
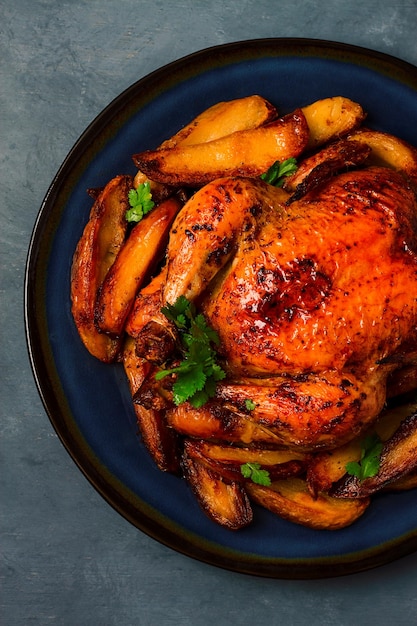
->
211, 363, 226, 382
155, 296, 226, 407
161, 295, 192, 329
245, 399, 256, 411
240, 462, 271, 486
345, 434, 383, 481
125, 182, 155, 222
171, 365, 206, 406
261, 157, 298, 187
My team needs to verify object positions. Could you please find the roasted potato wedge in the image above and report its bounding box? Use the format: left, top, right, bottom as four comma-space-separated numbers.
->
386, 469, 417, 492
347, 127, 417, 187
132, 110, 309, 186
247, 478, 370, 530
374, 401, 417, 441
183, 439, 307, 483
307, 401, 417, 495
284, 139, 371, 200
132, 171, 174, 205
70, 175, 132, 362
302, 96, 365, 149
306, 439, 363, 497
95, 196, 182, 336
160, 95, 278, 149
123, 337, 180, 472
331, 409, 417, 498
182, 442, 253, 530
193, 440, 306, 466
133, 95, 278, 194
133, 403, 181, 473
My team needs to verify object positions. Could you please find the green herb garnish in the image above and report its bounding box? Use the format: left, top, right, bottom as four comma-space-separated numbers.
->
245, 399, 256, 411
240, 462, 271, 486
125, 182, 155, 222
261, 157, 298, 187
155, 296, 226, 407
345, 434, 383, 481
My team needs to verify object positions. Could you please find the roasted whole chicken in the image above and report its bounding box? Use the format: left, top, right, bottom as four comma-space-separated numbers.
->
160, 168, 417, 450
71, 95, 417, 530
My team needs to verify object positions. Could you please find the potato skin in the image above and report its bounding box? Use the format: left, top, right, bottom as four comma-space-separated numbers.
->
182, 441, 253, 530
70, 175, 132, 362
133, 94, 278, 198
133, 110, 309, 186
184, 439, 308, 483
283, 138, 371, 201
331, 409, 417, 498
306, 402, 417, 496
123, 336, 181, 473
95, 195, 182, 337
247, 478, 370, 530
160, 94, 278, 148
347, 127, 417, 188
302, 96, 366, 149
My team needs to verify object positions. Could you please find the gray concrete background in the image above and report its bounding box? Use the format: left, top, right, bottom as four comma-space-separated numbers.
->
1, 1, 417, 624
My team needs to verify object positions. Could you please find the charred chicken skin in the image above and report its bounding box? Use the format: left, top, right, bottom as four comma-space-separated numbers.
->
158, 168, 417, 450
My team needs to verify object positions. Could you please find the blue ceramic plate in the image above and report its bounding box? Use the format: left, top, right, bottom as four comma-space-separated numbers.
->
25, 39, 417, 578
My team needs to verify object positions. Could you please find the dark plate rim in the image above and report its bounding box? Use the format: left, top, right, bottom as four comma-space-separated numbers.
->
24, 37, 417, 579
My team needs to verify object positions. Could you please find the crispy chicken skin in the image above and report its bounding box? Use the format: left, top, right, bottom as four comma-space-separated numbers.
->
162, 169, 417, 448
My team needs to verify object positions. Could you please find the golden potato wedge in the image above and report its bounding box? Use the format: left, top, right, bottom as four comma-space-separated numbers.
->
347, 127, 417, 187
331, 409, 417, 498
133, 403, 181, 473
123, 337, 180, 472
70, 175, 132, 362
306, 438, 363, 497
132, 110, 309, 186
247, 478, 370, 530
184, 439, 307, 483
194, 440, 306, 466
160, 95, 278, 149
374, 401, 417, 441
95, 196, 182, 337
302, 96, 366, 149
132, 171, 174, 205
284, 139, 371, 200
133, 95, 278, 195
182, 442, 253, 529
386, 469, 417, 492
306, 401, 417, 496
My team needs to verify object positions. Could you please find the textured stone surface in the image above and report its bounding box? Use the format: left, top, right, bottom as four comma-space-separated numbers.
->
1, 1, 417, 624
